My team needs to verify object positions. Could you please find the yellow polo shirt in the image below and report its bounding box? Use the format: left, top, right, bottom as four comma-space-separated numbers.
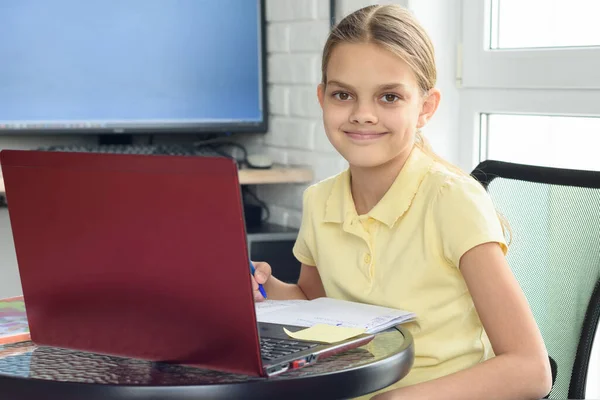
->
292, 146, 507, 395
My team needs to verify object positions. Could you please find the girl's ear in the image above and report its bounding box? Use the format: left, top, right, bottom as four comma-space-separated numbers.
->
417, 88, 441, 129
317, 83, 325, 109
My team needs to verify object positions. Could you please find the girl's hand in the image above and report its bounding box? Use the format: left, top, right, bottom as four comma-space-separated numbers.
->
251, 261, 271, 302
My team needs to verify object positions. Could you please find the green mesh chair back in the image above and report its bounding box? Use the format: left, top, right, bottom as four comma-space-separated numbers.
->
471, 161, 600, 400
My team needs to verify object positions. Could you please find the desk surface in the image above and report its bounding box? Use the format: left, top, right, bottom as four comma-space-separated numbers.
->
0, 165, 313, 196
0, 327, 413, 400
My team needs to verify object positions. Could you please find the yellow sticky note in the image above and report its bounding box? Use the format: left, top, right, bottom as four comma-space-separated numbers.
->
283, 324, 366, 344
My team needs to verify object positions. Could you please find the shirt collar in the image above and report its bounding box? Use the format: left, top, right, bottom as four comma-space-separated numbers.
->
324, 146, 434, 228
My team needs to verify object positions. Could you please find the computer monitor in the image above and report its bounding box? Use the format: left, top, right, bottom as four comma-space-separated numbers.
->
0, 0, 267, 139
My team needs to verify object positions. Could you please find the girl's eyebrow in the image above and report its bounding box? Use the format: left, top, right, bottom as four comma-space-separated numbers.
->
326, 80, 355, 90
327, 80, 408, 91
378, 83, 409, 91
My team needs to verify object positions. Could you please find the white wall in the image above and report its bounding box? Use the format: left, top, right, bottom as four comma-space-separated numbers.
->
408, 0, 461, 164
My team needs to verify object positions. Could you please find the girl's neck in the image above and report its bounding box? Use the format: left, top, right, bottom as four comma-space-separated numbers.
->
349, 147, 413, 215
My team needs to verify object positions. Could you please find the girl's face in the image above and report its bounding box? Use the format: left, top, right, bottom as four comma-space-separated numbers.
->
317, 42, 439, 169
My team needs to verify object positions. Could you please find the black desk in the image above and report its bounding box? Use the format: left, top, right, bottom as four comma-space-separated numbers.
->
0, 327, 413, 400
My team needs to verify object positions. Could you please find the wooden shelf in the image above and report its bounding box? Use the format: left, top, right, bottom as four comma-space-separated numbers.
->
0, 165, 313, 196
238, 165, 313, 185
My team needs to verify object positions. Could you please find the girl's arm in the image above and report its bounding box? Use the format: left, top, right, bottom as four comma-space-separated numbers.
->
374, 242, 552, 400
254, 262, 326, 300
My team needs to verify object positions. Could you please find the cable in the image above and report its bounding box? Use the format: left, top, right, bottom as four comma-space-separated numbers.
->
192, 134, 230, 147
216, 142, 248, 164
242, 186, 270, 222
194, 140, 249, 166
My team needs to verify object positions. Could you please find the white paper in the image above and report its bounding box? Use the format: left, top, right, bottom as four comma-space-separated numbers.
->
256, 297, 415, 334
255, 299, 309, 318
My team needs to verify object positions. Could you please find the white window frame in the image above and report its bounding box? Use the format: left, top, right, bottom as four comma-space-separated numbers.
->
457, 0, 600, 172
461, 0, 600, 90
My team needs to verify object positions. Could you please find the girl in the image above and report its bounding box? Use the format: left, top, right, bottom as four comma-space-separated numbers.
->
252, 5, 551, 400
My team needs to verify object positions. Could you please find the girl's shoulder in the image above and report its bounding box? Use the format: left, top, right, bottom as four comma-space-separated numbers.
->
302, 169, 348, 203
422, 160, 489, 205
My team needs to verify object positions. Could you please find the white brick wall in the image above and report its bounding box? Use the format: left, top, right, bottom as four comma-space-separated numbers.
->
266, 0, 329, 21
337, 0, 409, 19
257, 0, 353, 229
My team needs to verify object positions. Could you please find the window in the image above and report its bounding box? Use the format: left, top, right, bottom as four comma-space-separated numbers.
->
458, 0, 600, 170
490, 0, 600, 49
480, 114, 600, 171
460, 0, 600, 89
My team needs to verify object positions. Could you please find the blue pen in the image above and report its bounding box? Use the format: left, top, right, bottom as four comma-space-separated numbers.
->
250, 262, 268, 299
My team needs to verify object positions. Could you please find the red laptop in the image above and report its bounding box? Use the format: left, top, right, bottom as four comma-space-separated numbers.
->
0, 150, 373, 377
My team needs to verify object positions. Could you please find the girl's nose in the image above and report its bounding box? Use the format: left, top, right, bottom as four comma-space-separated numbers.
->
350, 101, 378, 125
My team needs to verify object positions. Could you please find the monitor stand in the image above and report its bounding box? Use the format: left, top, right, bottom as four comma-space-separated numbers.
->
98, 134, 133, 145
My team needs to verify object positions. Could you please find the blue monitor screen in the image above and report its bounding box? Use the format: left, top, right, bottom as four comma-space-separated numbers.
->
0, 0, 266, 134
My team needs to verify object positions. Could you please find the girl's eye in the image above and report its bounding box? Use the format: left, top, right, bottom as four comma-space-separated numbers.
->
381, 94, 400, 103
333, 92, 353, 101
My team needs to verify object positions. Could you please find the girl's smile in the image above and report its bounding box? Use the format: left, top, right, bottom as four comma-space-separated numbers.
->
343, 130, 390, 143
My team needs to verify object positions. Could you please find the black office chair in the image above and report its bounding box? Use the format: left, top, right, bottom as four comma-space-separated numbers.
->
471, 160, 600, 400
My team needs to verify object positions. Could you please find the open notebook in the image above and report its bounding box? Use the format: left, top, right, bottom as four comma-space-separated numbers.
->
256, 297, 416, 334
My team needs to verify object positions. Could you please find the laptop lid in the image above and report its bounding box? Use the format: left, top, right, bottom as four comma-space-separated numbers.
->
0, 150, 264, 376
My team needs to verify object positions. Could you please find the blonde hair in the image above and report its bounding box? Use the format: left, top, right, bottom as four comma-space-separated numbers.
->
321, 5, 511, 243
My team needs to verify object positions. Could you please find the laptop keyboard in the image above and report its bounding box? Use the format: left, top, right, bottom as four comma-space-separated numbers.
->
260, 337, 318, 361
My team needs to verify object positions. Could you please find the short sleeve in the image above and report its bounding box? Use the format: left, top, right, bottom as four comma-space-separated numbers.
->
292, 186, 317, 266
433, 176, 508, 268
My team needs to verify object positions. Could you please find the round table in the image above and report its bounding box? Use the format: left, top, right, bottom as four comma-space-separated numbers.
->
0, 326, 414, 400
